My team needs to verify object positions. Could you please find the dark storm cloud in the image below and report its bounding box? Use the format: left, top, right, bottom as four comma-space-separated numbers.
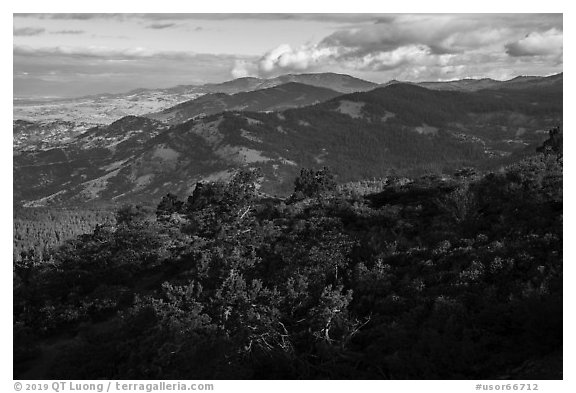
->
14, 27, 45, 36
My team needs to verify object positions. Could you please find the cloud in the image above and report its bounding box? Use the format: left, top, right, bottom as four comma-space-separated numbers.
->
12, 13, 564, 96
505, 28, 563, 57
232, 14, 562, 82
234, 40, 441, 78
14, 13, 386, 23
145, 23, 202, 31
14, 13, 124, 20
51, 30, 85, 35
349, 45, 433, 71
231, 60, 256, 78
146, 23, 177, 30
260, 44, 336, 73
232, 44, 338, 77
320, 14, 521, 56
139, 13, 386, 23
13, 44, 212, 60
14, 27, 45, 36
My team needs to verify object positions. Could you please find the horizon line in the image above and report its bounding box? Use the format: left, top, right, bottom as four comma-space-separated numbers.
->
13, 71, 563, 102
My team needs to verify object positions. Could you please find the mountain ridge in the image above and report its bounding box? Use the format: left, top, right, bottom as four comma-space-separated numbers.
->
14, 78, 561, 207
13, 72, 377, 125
14, 72, 562, 125
382, 72, 562, 92
146, 82, 343, 124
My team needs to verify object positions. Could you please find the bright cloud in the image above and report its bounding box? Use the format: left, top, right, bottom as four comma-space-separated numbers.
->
237, 14, 562, 81
505, 28, 563, 57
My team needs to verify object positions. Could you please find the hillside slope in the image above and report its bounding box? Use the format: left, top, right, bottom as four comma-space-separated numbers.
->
14, 81, 561, 207
14, 152, 563, 379
14, 73, 376, 125
147, 82, 343, 124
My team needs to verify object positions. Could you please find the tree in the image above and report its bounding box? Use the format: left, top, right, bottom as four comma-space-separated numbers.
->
537, 126, 562, 157
115, 205, 152, 227
292, 167, 337, 200
157, 193, 184, 219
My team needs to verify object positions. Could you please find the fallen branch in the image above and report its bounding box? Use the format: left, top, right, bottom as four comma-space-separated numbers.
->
239, 205, 252, 220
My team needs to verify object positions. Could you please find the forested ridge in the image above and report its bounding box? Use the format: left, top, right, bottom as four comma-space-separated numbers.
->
14, 78, 561, 206
14, 132, 562, 379
13, 208, 116, 262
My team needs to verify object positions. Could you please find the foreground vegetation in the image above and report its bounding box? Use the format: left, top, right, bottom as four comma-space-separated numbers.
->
14, 140, 562, 379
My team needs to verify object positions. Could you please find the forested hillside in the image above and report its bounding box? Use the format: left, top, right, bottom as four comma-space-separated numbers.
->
13, 208, 116, 261
14, 76, 561, 208
14, 134, 562, 379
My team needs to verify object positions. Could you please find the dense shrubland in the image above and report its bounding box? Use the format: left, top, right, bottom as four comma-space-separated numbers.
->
14, 138, 562, 379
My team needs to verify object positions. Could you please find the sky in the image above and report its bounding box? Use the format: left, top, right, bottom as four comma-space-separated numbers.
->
13, 13, 563, 98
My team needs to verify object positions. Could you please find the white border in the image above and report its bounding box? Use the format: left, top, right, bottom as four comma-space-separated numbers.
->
4, 2, 572, 392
